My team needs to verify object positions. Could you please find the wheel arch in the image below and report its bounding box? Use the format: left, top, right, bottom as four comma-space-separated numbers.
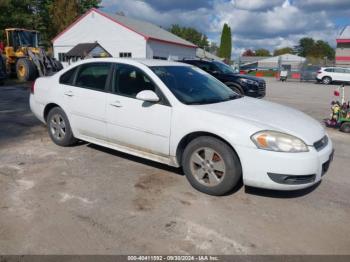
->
322, 75, 332, 83
224, 82, 244, 94
43, 103, 61, 123
175, 131, 241, 167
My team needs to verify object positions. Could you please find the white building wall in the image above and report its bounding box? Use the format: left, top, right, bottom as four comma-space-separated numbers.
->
53, 11, 146, 62
146, 40, 196, 60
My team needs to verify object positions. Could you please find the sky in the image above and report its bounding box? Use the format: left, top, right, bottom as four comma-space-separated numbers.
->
101, 0, 350, 57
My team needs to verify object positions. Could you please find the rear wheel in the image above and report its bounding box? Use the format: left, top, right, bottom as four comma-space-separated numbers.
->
340, 122, 350, 133
322, 76, 332, 85
182, 136, 242, 196
16, 58, 37, 81
47, 107, 77, 146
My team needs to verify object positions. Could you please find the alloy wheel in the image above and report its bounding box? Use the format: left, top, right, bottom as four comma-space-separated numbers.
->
50, 114, 66, 141
190, 147, 226, 187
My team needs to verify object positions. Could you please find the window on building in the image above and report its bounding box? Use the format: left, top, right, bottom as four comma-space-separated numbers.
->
75, 63, 111, 91
58, 53, 68, 62
119, 52, 132, 58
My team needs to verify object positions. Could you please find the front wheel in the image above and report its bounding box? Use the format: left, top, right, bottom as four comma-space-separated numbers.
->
47, 107, 77, 146
227, 84, 243, 95
182, 136, 242, 196
16, 58, 37, 81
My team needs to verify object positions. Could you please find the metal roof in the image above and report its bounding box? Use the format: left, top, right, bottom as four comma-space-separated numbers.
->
258, 54, 306, 63
338, 26, 350, 39
52, 8, 197, 48
196, 48, 223, 61
66, 42, 111, 57
103, 11, 197, 48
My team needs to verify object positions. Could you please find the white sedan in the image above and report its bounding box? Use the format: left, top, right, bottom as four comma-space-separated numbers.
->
30, 58, 334, 195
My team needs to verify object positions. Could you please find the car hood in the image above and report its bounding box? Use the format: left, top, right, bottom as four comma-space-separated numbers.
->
236, 74, 264, 82
194, 97, 324, 145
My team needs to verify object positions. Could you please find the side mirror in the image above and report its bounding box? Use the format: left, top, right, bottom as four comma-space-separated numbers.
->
136, 90, 160, 103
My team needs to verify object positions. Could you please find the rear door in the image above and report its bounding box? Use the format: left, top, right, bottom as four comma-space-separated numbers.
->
62, 62, 112, 140
106, 63, 172, 156
333, 68, 346, 81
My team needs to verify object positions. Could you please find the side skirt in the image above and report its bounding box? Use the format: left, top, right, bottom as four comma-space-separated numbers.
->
78, 135, 180, 168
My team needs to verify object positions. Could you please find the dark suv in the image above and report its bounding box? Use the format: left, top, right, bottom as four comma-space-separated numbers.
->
181, 59, 266, 98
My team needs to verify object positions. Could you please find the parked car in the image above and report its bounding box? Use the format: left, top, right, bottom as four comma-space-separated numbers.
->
316, 67, 350, 85
300, 65, 320, 82
30, 58, 333, 196
180, 59, 266, 98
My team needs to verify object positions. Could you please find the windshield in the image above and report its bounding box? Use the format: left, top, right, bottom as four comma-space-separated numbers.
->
212, 61, 236, 74
17, 31, 38, 47
150, 66, 241, 105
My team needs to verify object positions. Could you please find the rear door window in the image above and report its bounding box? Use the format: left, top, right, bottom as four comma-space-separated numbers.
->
75, 63, 112, 91
59, 67, 77, 85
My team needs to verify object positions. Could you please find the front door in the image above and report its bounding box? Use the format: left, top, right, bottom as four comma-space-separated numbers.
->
106, 63, 172, 156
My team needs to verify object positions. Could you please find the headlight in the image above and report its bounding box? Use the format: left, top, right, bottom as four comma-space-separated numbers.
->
239, 78, 258, 85
251, 130, 309, 153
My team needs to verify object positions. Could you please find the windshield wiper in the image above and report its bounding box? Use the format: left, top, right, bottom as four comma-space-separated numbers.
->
187, 99, 223, 105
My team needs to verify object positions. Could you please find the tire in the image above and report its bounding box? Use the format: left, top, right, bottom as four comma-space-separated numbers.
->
322, 76, 332, 85
226, 83, 243, 95
182, 136, 242, 196
54, 60, 63, 71
47, 107, 77, 146
340, 122, 350, 133
16, 58, 37, 81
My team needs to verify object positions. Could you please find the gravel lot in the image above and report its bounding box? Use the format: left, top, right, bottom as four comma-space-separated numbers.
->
0, 78, 349, 255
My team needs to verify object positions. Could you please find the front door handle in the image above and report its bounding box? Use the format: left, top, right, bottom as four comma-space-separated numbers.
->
110, 101, 122, 108
64, 91, 74, 97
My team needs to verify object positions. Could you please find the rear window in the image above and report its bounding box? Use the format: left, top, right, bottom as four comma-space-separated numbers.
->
325, 68, 334, 72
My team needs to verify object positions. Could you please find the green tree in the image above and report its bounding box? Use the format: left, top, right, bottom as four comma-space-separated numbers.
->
169, 24, 209, 49
295, 37, 335, 60
0, 0, 101, 43
218, 23, 232, 61
48, 0, 102, 39
296, 37, 315, 57
273, 47, 294, 56
255, 48, 270, 56
242, 49, 255, 56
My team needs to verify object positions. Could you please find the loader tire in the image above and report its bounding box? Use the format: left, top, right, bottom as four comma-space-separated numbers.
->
16, 58, 37, 82
54, 60, 63, 71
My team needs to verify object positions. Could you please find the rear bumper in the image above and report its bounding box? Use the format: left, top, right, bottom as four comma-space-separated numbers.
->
236, 137, 334, 190
29, 94, 45, 123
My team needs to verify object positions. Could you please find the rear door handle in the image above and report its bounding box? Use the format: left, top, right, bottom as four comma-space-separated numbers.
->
110, 101, 122, 108
64, 91, 74, 97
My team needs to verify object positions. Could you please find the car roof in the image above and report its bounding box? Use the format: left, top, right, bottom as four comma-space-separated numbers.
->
71, 58, 191, 67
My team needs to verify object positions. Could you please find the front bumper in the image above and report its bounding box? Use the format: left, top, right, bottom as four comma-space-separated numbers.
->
236, 137, 334, 190
243, 82, 266, 98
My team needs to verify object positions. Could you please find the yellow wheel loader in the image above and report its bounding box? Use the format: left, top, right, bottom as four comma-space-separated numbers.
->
2, 28, 63, 81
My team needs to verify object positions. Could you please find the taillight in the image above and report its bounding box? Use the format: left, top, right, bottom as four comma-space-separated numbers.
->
30, 81, 35, 94
317, 71, 322, 74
